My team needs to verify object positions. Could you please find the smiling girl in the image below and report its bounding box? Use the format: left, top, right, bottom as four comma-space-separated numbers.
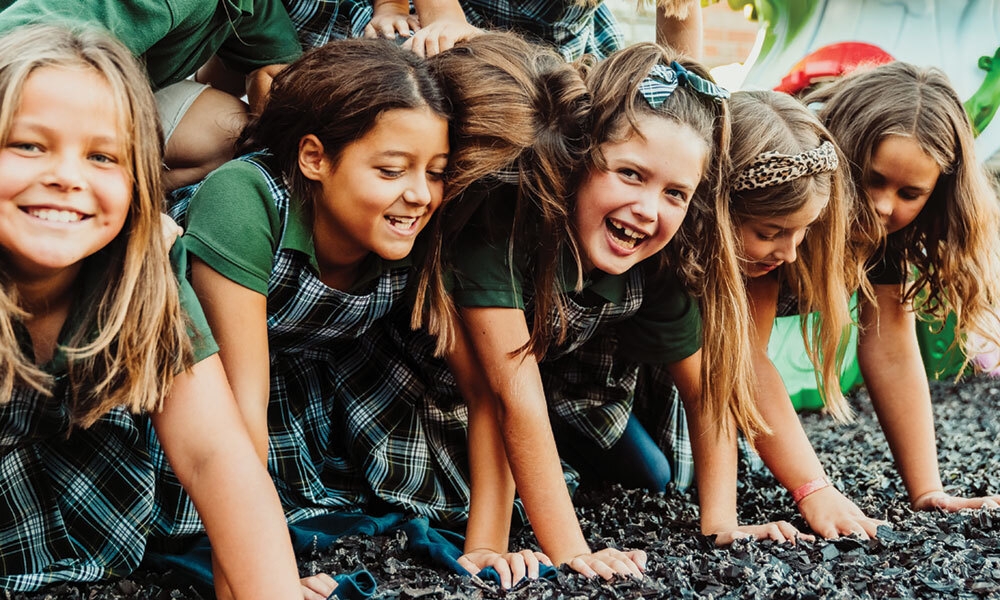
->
433, 42, 799, 576
711, 89, 888, 540
809, 61, 1000, 512
168, 38, 451, 542
0, 25, 305, 597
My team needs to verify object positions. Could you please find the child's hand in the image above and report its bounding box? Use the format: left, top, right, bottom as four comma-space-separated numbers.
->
401, 19, 483, 57
797, 485, 886, 539
300, 573, 337, 600
365, 0, 420, 39
565, 547, 646, 580
159, 213, 183, 247
912, 490, 1000, 512
458, 547, 552, 588
710, 521, 811, 546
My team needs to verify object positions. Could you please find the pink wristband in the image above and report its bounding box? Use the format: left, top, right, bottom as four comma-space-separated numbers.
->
791, 476, 832, 504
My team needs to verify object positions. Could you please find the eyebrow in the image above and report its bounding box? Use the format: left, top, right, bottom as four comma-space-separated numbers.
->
376, 150, 449, 160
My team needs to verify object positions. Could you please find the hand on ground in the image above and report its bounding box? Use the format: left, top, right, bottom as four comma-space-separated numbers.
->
458, 547, 552, 588
300, 572, 337, 600
797, 485, 887, 539
711, 520, 813, 546
912, 490, 1000, 512
565, 547, 646, 580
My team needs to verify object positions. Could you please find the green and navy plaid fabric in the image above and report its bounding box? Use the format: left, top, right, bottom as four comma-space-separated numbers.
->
281, 0, 372, 49
169, 154, 421, 524
0, 380, 160, 592
280, 0, 623, 60
460, 0, 623, 60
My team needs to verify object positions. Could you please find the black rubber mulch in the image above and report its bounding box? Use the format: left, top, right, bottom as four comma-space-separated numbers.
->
8, 376, 1000, 599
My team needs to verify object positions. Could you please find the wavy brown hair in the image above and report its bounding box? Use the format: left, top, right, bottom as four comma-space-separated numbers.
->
728, 90, 860, 422
586, 42, 765, 438
810, 62, 1000, 366
416, 32, 591, 356
0, 25, 193, 427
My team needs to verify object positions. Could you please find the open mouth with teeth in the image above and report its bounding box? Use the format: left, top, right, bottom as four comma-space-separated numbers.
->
606, 218, 648, 249
385, 215, 419, 231
24, 207, 87, 223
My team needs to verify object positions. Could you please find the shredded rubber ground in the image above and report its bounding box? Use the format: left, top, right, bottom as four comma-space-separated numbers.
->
9, 375, 1000, 599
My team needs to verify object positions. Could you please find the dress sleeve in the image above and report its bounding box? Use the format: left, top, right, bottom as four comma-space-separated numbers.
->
169, 238, 220, 363
181, 159, 282, 296
615, 270, 702, 364
215, 0, 303, 73
449, 198, 528, 309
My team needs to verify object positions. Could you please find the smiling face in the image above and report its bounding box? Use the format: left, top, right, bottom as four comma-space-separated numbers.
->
0, 66, 130, 283
738, 189, 829, 278
866, 134, 941, 234
306, 106, 449, 278
573, 114, 708, 275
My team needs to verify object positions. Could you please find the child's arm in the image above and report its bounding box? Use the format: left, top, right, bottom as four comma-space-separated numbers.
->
667, 350, 807, 544
150, 354, 306, 600
190, 259, 272, 463
655, 0, 703, 60
447, 325, 552, 588
858, 284, 1000, 511
405, 0, 482, 57
745, 276, 884, 538
461, 306, 645, 579
367, 0, 421, 39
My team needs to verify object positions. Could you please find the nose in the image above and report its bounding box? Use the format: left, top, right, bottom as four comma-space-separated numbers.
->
43, 153, 86, 192
773, 236, 798, 264
402, 172, 434, 207
630, 188, 659, 222
870, 189, 893, 222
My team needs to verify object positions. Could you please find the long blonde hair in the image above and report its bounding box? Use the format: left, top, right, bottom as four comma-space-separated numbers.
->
587, 43, 765, 439
811, 62, 1000, 366
0, 25, 194, 427
729, 90, 860, 421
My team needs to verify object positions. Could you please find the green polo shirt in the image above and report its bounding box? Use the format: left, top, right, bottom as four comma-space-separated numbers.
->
449, 190, 702, 364
182, 154, 408, 296
0, 0, 302, 89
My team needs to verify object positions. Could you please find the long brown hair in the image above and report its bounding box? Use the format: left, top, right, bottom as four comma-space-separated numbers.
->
729, 90, 858, 421
0, 25, 193, 427
585, 42, 765, 438
811, 62, 1000, 365
416, 32, 591, 355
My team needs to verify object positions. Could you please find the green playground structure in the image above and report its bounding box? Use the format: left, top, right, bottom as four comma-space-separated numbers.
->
771, 311, 967, 411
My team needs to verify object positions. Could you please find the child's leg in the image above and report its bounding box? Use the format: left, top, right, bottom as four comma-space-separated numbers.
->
156, 81, 247, 190
555, 414, 671, 492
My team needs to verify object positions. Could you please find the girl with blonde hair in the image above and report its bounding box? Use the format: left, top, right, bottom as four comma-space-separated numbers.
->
0, 24, 308, 598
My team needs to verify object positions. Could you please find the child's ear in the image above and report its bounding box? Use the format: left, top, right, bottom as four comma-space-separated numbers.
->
298, 134, 328, 181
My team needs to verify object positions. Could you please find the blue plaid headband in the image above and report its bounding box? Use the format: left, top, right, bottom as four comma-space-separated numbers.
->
638, 61, 730, 109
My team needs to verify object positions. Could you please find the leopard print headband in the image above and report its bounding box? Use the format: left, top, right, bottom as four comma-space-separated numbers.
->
732, 140, 839, 192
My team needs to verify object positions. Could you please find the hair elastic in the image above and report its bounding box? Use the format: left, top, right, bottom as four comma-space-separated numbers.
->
733, 140, 839, 192
638, 61, 730, 110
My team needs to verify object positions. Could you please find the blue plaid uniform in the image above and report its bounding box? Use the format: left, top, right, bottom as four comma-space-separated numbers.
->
281, 0, 623, 60
171, 154, 420, 523
0, 248, 217, 592
0, 388, 157, 592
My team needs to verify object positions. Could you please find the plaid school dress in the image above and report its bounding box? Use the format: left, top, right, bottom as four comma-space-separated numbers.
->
167, 154, 416, 525
281, 0, 623, 60
0, 374, 161, 591
346, 263, 694, 525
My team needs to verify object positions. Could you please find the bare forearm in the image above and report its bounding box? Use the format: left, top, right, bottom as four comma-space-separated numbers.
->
857, 317, 942, 501
752, 356, 826, 490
